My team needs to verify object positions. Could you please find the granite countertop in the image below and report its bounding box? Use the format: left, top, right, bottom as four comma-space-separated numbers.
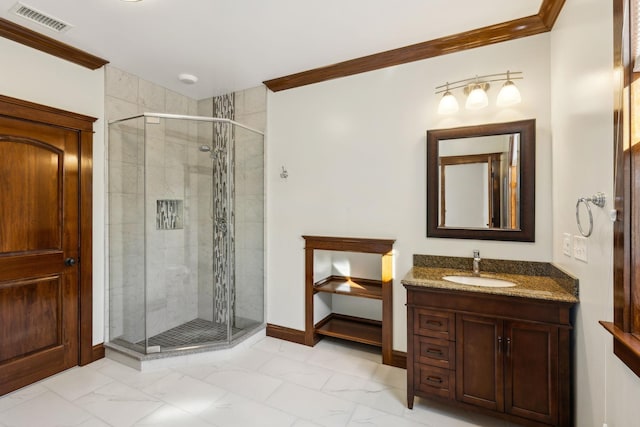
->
402, 265, 579, 304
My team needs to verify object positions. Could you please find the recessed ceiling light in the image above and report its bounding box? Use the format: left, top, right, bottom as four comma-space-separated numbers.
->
178, 73, 198, 84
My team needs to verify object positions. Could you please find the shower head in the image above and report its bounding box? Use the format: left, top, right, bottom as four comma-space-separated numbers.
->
199, 145, 212, 153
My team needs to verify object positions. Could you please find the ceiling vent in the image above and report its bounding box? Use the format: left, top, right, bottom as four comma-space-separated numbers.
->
10, 2, 72, 33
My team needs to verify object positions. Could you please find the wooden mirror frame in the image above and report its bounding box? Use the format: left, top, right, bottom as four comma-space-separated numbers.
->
426, 119, 536, 242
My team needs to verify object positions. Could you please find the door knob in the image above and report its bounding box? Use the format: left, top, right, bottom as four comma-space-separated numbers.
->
65, 257, 76, 267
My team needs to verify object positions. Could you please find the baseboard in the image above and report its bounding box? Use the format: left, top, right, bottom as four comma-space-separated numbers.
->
391, 350, 407, 369
91, 343, 105, 362
266, 324, 306, 345
266, 323, 407, 369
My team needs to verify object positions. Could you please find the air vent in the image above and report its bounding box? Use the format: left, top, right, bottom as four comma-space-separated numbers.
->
10, 2, 72, 33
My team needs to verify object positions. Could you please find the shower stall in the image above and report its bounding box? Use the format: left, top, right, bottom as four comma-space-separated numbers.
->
107, 112, 264, 356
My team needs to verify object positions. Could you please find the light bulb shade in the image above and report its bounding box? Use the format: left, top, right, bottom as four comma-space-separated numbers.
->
496, 81, 521, 107
437, 91, 459, 115
465, 85, 489, 109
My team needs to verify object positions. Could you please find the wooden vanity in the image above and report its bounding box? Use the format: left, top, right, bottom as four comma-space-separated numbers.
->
403, 259, 578, 427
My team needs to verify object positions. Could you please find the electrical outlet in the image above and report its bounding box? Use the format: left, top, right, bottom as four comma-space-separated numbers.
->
562, 233, 572, 256
573, 235, 588, 262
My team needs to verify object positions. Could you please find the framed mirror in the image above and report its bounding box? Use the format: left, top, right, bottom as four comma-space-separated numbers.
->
426, 119, 535, 241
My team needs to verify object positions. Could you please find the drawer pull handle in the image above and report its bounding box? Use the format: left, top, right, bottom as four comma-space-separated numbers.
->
426, 320, 443, 327
426, 376, 443, 384
426, 348, 444, 356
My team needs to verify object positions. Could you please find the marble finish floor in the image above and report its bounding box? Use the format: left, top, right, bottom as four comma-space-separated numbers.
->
0, 337, 519, 427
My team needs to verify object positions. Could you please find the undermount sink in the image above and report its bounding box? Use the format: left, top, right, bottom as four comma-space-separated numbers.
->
442, 275, 517, 288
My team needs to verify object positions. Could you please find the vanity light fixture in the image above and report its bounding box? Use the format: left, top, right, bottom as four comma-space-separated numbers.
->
496, 71, 522, 107
435, 71, 523, 114
436, 83, 459, 114
465, 78, 489, 110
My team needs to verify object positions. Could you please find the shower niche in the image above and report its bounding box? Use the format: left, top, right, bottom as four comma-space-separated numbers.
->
107, 113, 265, 357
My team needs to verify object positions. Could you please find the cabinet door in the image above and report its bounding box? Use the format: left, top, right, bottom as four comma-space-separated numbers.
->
505, 321, 558, 425
456, 314, 504, 411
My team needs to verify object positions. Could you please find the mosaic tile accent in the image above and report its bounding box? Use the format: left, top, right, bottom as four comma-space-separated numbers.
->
212, 93, 236, 324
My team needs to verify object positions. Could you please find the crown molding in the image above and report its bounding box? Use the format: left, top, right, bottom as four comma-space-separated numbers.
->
264, 0, 565, 92
0, 17, 108, 70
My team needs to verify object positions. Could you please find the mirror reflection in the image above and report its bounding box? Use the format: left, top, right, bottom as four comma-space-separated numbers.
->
426, 119, 535, 242
438, 133, 520, 229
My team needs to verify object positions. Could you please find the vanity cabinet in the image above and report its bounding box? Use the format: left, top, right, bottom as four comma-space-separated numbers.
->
406, 286, 573, 427
457, 315, 559, 425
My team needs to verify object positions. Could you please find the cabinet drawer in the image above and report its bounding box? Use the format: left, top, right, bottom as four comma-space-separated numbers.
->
415, 364, 455, 400
414, 308, 455, 339
414, 336, 455, 369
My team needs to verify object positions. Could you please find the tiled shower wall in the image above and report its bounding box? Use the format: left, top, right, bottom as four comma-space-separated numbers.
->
107, 64, 265, 343
106, 66, 200, 341
196, 86, 266, 328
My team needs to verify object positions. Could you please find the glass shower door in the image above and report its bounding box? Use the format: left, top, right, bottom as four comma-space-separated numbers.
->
232, 125, 265, 339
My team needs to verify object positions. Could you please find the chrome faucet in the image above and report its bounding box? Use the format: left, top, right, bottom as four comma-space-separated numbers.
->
473, 250, 481, 275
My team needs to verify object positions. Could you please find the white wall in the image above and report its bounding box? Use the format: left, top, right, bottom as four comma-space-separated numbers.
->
267, 34, 552, 350
0, 37, 106, 345
550, 1, 640, 426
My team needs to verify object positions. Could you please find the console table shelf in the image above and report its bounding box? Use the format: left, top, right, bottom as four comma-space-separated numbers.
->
315, 314, 382, 347
303, 235, 395, 365
314, 276, 383, 300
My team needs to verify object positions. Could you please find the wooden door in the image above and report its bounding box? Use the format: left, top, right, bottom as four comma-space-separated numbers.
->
456, 314, 504, 411
504, 321, 558, 425
0, 115, 80, 395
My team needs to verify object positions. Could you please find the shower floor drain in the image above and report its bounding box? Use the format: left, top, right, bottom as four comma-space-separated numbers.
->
137, 318, 242, 349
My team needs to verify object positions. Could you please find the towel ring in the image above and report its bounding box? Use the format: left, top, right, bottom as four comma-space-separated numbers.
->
576, 192, 606, 237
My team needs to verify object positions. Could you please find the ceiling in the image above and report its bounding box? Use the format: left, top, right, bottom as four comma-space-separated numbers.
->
0, 0, 542, 100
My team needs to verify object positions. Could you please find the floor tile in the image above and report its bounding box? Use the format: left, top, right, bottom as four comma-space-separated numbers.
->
73, 381, 163, 427
252, 336, 315, 362
370, 363, 407, 389
349, 404, 429, 427
0, 336, 528, 427
199, 391, 296, 427
306, 346, 379, 380
0, 391, 93, 427
403, 398, 518, 427
224, 347, 276, 371
0, 384, 47, 413
172, 361, 228, 381
266, 382, 356, 427
258, 355, 333, 390
41, 366, 114, 401
141, 371, 227, 414
77, 418, 112, 427
204, 366, 283, 401
291, 420, 324, 427
97, 359, 174, 389
134, 404, 214, 426
322, 372, 407, 416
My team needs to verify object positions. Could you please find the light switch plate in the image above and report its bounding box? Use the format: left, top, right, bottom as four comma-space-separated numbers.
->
562, 233, 572, 256
573, 235, 588, 262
